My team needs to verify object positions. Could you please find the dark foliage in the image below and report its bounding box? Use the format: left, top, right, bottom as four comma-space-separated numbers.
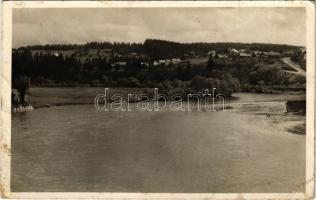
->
13, 75, 30, 104
12, 39, 304, 97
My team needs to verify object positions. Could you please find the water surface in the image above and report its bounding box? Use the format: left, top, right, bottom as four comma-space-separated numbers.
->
12, 93, 305, 192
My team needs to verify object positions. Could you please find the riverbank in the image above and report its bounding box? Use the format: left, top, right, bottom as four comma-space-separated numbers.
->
27, 87, 146, 108
24, 87, 306, 135
27, 87, 305, 109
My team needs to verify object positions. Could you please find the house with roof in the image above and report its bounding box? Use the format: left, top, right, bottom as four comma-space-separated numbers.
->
158, 60, 166, 65
239, 52, 251, 57
217, 54, 228, 58
172, 58, 181, 63
268, 51, 282, 58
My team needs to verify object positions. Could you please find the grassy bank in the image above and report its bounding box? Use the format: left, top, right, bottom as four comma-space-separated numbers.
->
28, 87, 146, 108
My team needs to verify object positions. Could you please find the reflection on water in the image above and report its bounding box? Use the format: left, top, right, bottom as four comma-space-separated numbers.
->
11, 93, 305, 192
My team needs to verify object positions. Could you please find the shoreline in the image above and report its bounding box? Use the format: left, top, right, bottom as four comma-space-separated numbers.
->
16, 87, 306, 135
25, 87, 305, 109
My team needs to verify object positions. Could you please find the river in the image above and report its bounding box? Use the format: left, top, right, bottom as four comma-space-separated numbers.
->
11, 91, 306, 192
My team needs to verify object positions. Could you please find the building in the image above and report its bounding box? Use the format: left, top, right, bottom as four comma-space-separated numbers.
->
286, 100, 306, 114
283, 49, 295, 56
299, 47, 306, 59
158, 60, 166, 65
268, 51, 282, 58
217, 54, 228, 58
207, 50, 216, 58
171, 58, 181, 64
239, 52, 251, 57
228, 48, 239, 54
111, 62, 127, 68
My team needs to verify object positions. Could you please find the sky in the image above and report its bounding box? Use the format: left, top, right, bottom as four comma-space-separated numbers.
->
13, 7, 306, 48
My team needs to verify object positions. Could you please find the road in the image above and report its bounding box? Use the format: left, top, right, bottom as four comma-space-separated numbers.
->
281, 57, 306, 77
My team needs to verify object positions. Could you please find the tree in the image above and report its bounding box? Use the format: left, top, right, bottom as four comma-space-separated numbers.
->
184, 61, 192, 80
207, 55, 215, 71
190, 75, 208, 90
14, 76, 30, 105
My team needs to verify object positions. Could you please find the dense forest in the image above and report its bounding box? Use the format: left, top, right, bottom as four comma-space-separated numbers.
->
143, 39, 300, 60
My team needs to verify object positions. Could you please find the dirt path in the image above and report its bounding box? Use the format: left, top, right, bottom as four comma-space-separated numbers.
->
281, 57, 306, 77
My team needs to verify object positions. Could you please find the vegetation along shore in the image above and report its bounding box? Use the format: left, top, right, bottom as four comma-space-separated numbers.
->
12, 39, 306, 111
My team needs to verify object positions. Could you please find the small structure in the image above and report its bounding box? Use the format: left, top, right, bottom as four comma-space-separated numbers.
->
239, 52, 251, 57
111, 62, 127, 68
207, 50, 216, 58
116, 62, 127, 66
299, 47, 306, 53
268, 51, 282, 58
165, 59, 171, 65
299, 47, 306, 59
286, 100, 306, 114
217, 54, 228, 58
283, 49, 295, 56
158, 60, 166, 65
172, 58, 181, 63
252, 51, 262, 57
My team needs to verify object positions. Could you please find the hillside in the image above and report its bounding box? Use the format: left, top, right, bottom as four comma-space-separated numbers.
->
12, 39, 306, 98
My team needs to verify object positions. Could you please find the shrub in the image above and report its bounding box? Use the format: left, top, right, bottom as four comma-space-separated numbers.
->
13, 75, 30, 105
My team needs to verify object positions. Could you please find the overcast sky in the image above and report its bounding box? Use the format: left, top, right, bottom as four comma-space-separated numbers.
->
13, 7, 306, 48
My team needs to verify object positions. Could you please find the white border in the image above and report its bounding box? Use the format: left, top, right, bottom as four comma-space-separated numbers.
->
1, 1, 315, 199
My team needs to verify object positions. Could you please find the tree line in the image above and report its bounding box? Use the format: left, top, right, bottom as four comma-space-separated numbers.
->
20, 39, 301, 59
12, 39, 304, 100
12, 48, 241, 98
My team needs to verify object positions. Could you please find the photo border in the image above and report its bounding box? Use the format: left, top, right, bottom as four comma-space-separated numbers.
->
1, 1, 315, 199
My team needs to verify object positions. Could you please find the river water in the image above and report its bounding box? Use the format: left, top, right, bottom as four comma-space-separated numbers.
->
11, 92, 305, 192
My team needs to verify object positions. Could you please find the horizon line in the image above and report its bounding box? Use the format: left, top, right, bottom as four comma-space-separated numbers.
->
13, 39, 305, 49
